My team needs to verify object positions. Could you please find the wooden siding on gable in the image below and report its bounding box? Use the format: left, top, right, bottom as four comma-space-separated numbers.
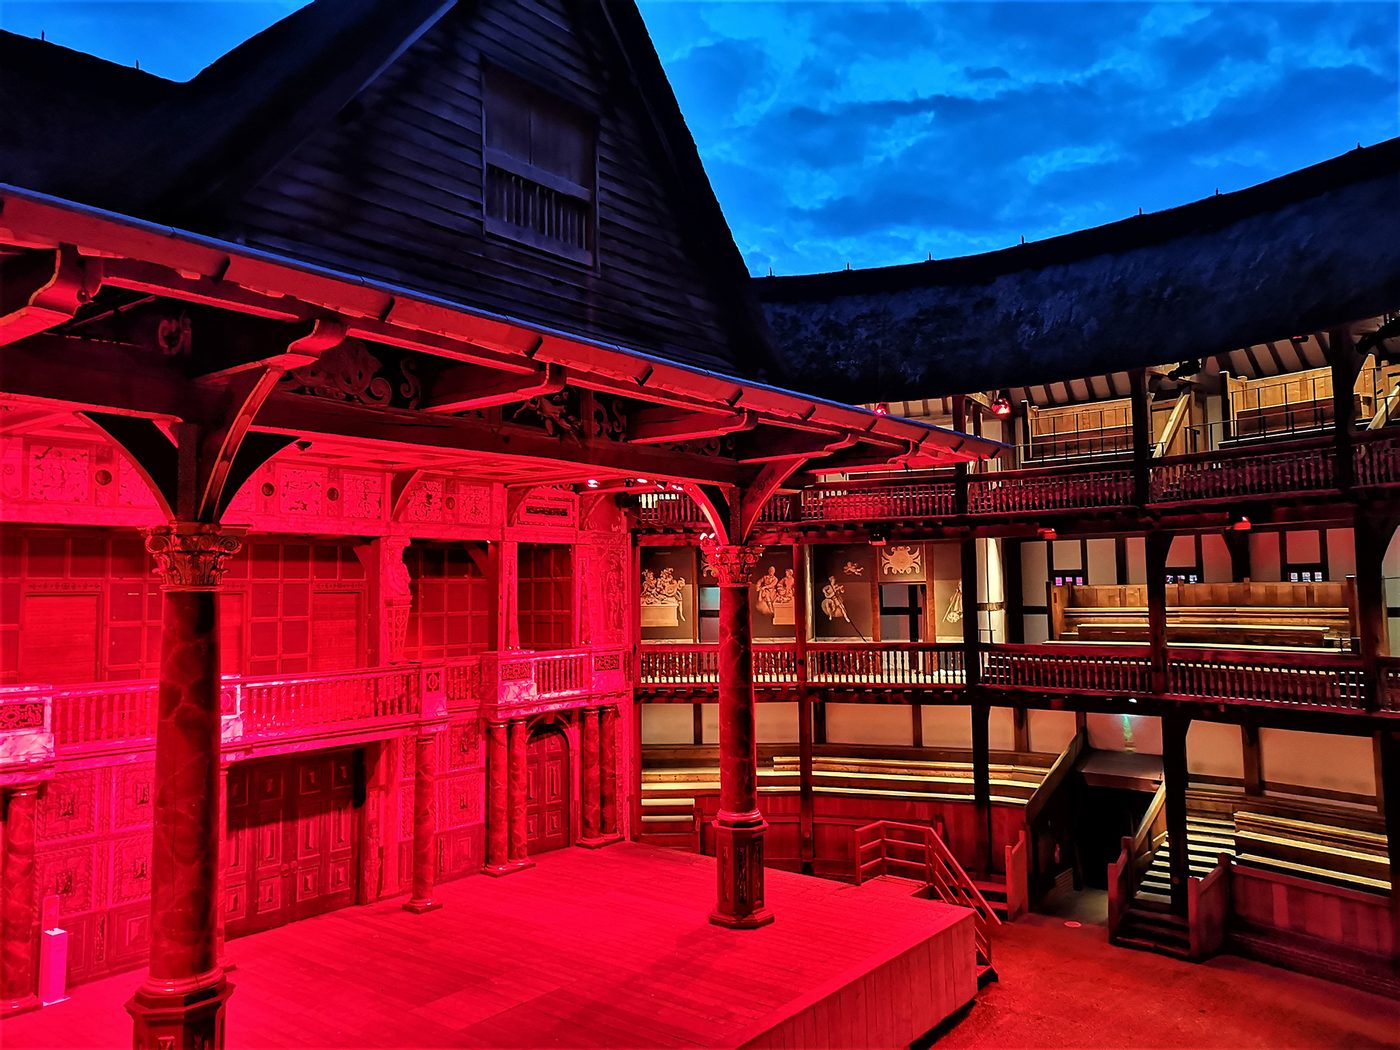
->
220, 0, 744, 375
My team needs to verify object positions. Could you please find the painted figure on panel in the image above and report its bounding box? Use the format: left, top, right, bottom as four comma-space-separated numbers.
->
821, 577, 849, 622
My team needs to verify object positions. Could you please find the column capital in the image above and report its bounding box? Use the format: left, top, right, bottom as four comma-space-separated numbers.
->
145, 523, 244, 590
702, 543, 765, 587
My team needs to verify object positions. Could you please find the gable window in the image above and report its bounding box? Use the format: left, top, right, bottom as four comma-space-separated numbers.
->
483, 67, 596, 264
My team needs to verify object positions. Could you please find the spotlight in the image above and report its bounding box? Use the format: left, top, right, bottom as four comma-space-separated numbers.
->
1230, 514, 1252, 532
874, 402, 890, 416
989, 395, 1012, 419
1037, 527, 1057, 540
586, 478, 599, 489
635, 477, 649, 484
870, 529, 888, 547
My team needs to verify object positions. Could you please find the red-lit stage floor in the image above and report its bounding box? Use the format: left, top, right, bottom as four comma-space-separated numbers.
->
6, 843, 977, 1049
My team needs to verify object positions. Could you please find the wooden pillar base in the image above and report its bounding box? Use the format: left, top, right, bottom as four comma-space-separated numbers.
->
0, 993, 40, 1018
126, 972, 233, 1050
402, 898, 443, 915
482, 858, 535, 878
576, 832, 625, 850
710, 820, 773, 930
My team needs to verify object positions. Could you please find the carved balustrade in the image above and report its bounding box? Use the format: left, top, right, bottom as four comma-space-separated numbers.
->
980, 644, 1154, 695
807, 642, 964, 687
633, 433, 1400, 533
49, 679, 161, 752
1164, 648, 1367, 711
799, 478, 956, 522
1150, 440, 1335, 504
969, 466, 1134, 515
465, 646, 630, 718
236, 666, 421, 737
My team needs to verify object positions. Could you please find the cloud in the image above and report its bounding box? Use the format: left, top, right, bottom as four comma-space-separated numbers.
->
640, 0, 1400, 275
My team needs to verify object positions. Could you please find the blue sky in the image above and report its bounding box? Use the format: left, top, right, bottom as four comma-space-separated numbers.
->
4, 1, 1397, 275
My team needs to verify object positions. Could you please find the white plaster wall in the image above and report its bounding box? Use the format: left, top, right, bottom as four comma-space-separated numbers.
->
1187, 720, 1243, 779
1021, 541, 1048, 606
919, 705, 972, 749
1249, 532, 1282, 581
755, 702, 798, 744
828, 703, 914, 746
1125, 536, 1146, 584
988, 707, 1016, 751
1027, 709, 1078, 755
1086, 539, 1117, 585
641, 704, 692, 745
1200, 534, 1232, 582
1327, 528, 1356, 578
1259, 729, 1376, 797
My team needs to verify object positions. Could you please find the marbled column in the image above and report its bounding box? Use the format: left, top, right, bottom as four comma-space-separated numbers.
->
403, 733, 442, 913
704, 543, 773, 929
599, 706, 619, 838
581, 708, 601, 841
0, 783, 41, 1016
508, 720, 530, 865
127, 523, 240, 1050
215, 764, 230, 973
485, 722, 512, 874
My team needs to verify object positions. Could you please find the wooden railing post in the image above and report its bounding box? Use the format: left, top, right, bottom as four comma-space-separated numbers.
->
1130, 367, 1152, 506
1327, 327, 1359, 492
1145, 530, 1170, 696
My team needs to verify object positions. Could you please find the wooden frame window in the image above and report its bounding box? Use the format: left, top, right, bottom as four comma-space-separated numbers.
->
483, 66, 596, 264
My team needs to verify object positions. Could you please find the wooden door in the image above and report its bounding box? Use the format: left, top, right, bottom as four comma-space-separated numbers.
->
525, 727, 569, 853
225, 749, 358, 938
19, 593, 99, 683
309, 590, 362, 672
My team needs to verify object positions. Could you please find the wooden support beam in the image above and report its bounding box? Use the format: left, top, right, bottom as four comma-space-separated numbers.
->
1145, 530, 1170, 695
1377, 731, 1400, 962
421, 363, 565, 413
793, 541, 814, 875
733, 429, 850, 465
971, 700, 992, 873
0, 246, 99, 345
1163, 711, 1191, 916
1353, 507, 1394, 710
1327, 328, 1361, 490
1130, 368, 1151, 505
628, 407, 756, 445
1242, 721, 1263, 797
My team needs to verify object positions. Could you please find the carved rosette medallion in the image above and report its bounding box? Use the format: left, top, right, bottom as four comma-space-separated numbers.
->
701, 543, 765, 587
144, 524, 244, 590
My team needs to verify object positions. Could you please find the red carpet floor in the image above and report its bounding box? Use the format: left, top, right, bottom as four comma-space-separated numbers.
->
938, 910, 1400, 1049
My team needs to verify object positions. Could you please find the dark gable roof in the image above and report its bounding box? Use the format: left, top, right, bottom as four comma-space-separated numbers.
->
0, 0, 783, 379
758, 139, 1400, 403
0, 31, 176, 205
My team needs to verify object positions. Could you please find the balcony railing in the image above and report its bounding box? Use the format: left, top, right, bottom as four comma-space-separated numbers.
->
1164, 648, 1367, 711
238, 666, 419, 737
980, 644, 1153, 695
14, 647, 629, 761
969, 466, 1134, 515
640, 641, 1390, 716
1149, 439, 1334, 504
634, 432, 1400, 532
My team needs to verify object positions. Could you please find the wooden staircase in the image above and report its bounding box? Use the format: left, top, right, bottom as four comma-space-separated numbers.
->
853, 819, 1002, 986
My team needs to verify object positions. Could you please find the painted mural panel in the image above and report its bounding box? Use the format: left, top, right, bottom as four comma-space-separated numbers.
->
811, 544, 876, 640
640, 547, 696, 641
750, 547, 795, 641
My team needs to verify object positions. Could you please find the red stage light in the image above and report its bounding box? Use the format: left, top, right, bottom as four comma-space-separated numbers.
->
990, 397, 1012, 418
1231, 516, 1252, 531
873, 402, 890, 416
1037, 527, 1056, 540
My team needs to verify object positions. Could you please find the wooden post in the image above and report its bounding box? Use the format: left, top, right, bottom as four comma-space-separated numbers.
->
1378, 731, 1400, 962
1242, 721, 1263, 797
793, 542, 814, 874
971, 701, 992, 874
1327, 328, 1359, 491
495, 539, 520, 651
1353, 509, 1393, 710
1145, 531, 1170, 695
1130, 368, 1152, 506
1163, 712, 1191, 916
953, 395, 970, 517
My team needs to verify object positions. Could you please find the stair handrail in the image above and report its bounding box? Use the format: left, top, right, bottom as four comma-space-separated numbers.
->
1020, 729, 1087, 909
1108, 779, 1168, 939
1108, 835, 1135, 937
852, 819, 999, 966
1187, 852, 1232, 959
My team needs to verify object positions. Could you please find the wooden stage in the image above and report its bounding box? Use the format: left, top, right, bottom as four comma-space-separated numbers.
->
6, 842, 977, 1049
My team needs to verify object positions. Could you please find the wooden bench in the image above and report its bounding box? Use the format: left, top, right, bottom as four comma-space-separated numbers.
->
1051, 582, 1354, 651
1076, 620, 1339, 648
1234, 811, 1390, 894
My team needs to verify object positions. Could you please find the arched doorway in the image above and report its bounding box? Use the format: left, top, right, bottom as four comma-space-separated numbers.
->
526, 723, 570, 854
